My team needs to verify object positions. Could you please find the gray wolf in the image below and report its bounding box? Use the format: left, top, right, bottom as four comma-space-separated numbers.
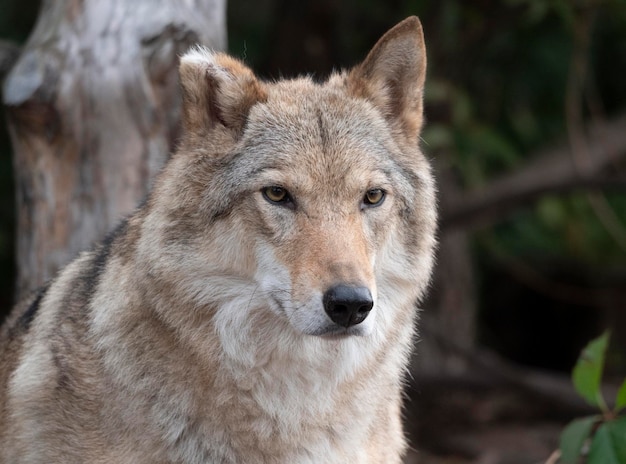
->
0, 16, 436, 463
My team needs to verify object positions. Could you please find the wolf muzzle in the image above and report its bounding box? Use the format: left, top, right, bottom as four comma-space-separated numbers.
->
322, 285, 373, 328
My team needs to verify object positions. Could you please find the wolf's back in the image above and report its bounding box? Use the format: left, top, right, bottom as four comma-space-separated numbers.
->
0, 221, 131, 460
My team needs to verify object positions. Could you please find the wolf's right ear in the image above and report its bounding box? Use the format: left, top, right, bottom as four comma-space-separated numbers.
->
347, 17, 427, 141
179, 48, 267, 137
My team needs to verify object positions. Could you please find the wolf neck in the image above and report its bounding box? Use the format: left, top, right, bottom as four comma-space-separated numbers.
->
95, 255, 411, 461
205, 295, 410, 460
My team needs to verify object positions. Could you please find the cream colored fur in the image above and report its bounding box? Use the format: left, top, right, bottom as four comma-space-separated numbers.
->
0, 17, 436, 463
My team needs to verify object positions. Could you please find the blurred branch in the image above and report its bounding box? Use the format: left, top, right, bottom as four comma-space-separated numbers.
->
419, 322, 618, 417
587, 192, 626, 251
441, 113, 626, 232
566, 8, 626, 252
481, 235, 621, 307
544, 450, 561, 464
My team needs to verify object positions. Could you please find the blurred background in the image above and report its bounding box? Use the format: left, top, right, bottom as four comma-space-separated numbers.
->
1, 0, 625, 462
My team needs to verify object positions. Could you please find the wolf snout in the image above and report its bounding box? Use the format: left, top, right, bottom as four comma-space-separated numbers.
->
323, 285, 373, 328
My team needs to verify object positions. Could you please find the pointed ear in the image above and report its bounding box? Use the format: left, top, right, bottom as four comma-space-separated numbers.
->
347, 16, 427, 140
179, 48, 267, 137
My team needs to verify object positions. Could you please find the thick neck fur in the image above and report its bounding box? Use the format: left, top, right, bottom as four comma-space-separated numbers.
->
86, 211, 415, 463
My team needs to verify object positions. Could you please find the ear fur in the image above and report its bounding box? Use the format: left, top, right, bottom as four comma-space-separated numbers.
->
179, 47, 267, 136
348, 16, 427, 140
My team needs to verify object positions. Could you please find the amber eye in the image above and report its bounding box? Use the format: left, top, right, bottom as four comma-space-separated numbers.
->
363, 188, 386, 207
262, 186, 292, 206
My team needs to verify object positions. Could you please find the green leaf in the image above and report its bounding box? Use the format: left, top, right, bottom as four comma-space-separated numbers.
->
616, 378, 626, 412
572, 332, 610, 409
588, 416, 626, 464
559, 416, 597, 464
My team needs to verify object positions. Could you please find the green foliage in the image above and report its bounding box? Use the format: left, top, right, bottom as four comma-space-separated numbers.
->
572, 332, 610, 410
617, 380, 626, 412
588, 418, 626, 464
587, 417, 626, 464
559, 332, 626, 463
560, 416, 598, 464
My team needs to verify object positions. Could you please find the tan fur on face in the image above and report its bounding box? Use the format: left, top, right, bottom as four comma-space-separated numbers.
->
180, 49, 268, 137
0, 17, 436, 463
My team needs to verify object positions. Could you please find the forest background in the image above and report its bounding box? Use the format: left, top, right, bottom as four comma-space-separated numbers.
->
1, 0, 625, 461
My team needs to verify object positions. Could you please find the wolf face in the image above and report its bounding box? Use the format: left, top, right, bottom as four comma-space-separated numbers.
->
244, 87, 421, 338
150, 16, 436, 340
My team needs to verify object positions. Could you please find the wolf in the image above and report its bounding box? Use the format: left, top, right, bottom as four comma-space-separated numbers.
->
0, 16, 436, 463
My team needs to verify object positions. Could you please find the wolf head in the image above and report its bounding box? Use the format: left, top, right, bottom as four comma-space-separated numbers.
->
145, 17, 436, 340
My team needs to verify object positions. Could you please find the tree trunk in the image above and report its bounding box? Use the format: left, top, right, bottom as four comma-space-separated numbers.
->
3, 0, 226, 299
413, 164, 477, 375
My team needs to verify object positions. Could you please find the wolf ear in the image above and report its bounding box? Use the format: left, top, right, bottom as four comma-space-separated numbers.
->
179, 48, 267, 137
347, 16, 427, 140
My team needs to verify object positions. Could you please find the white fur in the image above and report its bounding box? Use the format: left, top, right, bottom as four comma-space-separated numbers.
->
180, 46, 233, 82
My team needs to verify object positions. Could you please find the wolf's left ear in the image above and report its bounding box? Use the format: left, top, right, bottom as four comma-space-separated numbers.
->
179, 48, 267, 137
347, 16, 427, 140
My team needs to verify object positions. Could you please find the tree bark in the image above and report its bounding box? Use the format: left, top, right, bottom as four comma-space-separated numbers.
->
3, 0, 226, 299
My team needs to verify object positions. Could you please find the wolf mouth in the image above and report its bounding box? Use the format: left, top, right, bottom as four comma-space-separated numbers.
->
316, 325, 369, 338
266, 294, 368, 337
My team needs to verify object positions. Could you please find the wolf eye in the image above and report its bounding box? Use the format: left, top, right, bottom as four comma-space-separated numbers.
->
363, 189, 386, 207
262, 186, 293, 206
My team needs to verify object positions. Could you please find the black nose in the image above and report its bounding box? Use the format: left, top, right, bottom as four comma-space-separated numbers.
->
323, 285, 373, 328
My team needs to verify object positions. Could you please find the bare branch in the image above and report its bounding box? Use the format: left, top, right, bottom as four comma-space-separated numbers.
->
441, 113, 626, 231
